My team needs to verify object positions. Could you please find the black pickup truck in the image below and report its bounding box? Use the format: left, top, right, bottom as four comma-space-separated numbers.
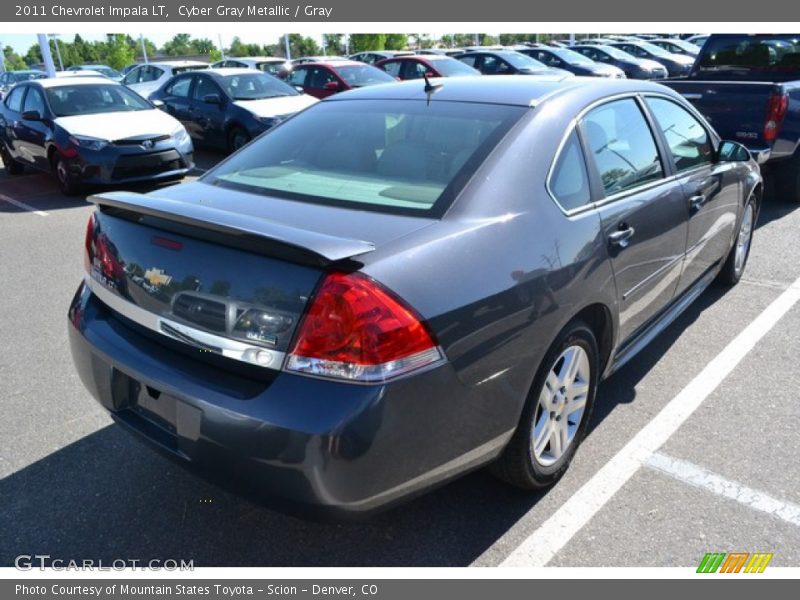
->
663, 34, 800, 201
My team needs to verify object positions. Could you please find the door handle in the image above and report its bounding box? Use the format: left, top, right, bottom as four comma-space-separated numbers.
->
689, 193, 706, 213
608, 224, 635, 248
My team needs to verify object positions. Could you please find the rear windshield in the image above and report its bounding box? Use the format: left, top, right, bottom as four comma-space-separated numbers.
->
695, 35, 800, 80
172, 65, 208, 74
208, 99, 526, 216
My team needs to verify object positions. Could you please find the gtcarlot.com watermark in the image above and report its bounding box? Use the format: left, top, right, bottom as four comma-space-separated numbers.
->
15, 555, 194, 571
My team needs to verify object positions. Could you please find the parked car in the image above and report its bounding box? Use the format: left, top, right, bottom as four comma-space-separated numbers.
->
0, 77, 193, 194
418, 48, 465, 56
0, 69, 46, 99
68, 77, 761, 517
349, 51, 414, 65
516, 46, 626, 78
455, 50, 573, 78
122, 60, 209, 99
686, 34, 710, 48
608, 41, 695, 76
66, 64, 123, 81
663, 34, 800, 201
572, 44, 668, 79
283, 60, 397, 99
150, 68, 317, 153
375, 54, 480, 79
211, 56, 291, 76
651, 38, 701, 57
291, 56, 349, 66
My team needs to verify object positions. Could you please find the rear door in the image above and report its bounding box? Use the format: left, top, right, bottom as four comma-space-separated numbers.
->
305, 67, 341, 98
579, 96, 689, 343
159, 75, 194, 134
286, 66, 312, 96
644, 95, 742, 294
3, 85, 29, 162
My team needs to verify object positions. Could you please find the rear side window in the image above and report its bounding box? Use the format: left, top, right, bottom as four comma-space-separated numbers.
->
5, 85, 25, 112
209, 99, 526, 216
581, 98, 664, 196
550, 131, 592, 211
165, 76, 191, 97
646, 97, 713, 172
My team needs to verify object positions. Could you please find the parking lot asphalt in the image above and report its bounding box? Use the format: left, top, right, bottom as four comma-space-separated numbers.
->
1, 151, 799, 568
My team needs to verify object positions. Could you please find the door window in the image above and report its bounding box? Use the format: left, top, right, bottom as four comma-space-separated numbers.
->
381, 61, 402, 78
192, 76, 220, 101
287, 67, 308, 87
646, 97, 714, 172
581, 98, 664, 196
165, 76, 192, 98
22, 86, 45, 115
4, 85, 25, 112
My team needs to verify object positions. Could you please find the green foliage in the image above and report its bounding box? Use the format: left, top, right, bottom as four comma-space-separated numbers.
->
278, 34, 321, 58
384, 34, 409, 50
209, 48, 223, 62
105, 34, 135, 70
3, 45, 28, 70
348, 34, 386, 53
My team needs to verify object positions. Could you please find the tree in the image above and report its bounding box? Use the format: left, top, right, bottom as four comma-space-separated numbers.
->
105, 34, 134, 70
348, 34, 386, 53
3, 45, 28, 70
161, 33, 193, 56
191, 38, 216, 54
384, 34, 410, 50
278, 34, 321, 58
209, 48, 222, 62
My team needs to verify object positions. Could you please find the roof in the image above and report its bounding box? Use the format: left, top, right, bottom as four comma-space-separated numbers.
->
204, 67, 265, 77
295, 60, 370, 69
148, 60, 209, 67
324, 75, 675, 107
35, 76, 118, 88
228, 56, 287, 63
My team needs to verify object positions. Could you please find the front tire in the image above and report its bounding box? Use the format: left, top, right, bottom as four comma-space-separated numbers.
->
492, 321, 599, 489
717, 196, 756, 286
227, 127, 250, 154
52, 153, 81, 196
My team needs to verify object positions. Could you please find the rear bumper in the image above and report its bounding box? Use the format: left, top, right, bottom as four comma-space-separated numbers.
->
67, 282, 512, 518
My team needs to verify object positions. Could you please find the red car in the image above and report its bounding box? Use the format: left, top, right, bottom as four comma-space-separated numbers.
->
375, 55, 481, 80
283, 60, 396, 99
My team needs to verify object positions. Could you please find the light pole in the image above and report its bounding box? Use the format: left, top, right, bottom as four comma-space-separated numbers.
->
49, 34, 64, 70
140, 34, 148, 63
284, 33, 291, 60
37, 34, 56, 77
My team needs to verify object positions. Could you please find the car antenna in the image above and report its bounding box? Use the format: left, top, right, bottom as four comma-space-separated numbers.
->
423, 72, 443, 105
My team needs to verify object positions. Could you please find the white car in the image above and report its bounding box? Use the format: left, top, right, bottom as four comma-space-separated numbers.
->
122, 60, 209, 99
211, 56, 290, 76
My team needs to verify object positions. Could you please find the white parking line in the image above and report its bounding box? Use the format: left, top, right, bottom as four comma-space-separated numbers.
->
646, 452, 800, 527
501, 274, 800, 567
0, 192, 49, 216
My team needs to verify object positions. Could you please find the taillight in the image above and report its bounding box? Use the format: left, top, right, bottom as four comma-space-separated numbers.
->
84, 213, 95, 273
285, 272, 444, 383
764, 92, 789, 142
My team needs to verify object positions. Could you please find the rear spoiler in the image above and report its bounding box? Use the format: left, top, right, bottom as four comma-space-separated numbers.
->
87, 191, 375, 266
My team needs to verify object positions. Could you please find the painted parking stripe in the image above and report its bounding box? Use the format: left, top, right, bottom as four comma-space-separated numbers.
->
646, 452, 800, 527
0, 193, 49, 216
501, 274, 800, 567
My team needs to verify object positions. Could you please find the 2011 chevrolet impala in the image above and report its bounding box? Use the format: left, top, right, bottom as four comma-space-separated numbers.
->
68, 76, 761, 517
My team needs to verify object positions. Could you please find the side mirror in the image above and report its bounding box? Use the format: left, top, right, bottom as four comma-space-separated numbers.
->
322, 81, 340, 91
293, 85, 305, 93
717, 140, 751, 163
151, 98, 165, 108
203, 93, 222, 105
21, 110, 42, 121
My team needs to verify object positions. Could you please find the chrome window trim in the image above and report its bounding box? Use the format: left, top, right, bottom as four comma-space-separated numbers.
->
546, 91, 698, 218
85, 275, 286, 371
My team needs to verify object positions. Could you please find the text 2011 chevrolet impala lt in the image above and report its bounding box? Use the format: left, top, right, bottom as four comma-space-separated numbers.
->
68, 77, 761, 516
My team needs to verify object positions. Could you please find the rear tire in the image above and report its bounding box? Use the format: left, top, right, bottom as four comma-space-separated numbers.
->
227, 127, 250, 154
491, 321, 599, 489
52, 153, 81, 196
717, 196, 756, 286
1, 143, 25, 175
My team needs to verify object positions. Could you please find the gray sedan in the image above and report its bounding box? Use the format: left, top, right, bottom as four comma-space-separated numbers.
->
68, 76, 761, 516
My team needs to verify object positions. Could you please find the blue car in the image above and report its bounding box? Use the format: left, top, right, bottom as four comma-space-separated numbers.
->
149, 68, 318, 153
515, 45, 626, 78
0, 76, 193, 195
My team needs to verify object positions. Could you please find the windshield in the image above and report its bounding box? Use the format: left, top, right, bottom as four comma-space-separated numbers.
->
553, 48, 595, 65
208, 99, 526, 216
599, 46, 635, 60
498, 52, 546, 69
667, 40, 700, 53
222, 72, 298, 100
334, 65, 396, 87
95, 67, 122, 78
13, 72, 45, 82
46, 84, 153, 116
695, 35, 800, 80
637, 42, 671, 57
431, 58, 481, 76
